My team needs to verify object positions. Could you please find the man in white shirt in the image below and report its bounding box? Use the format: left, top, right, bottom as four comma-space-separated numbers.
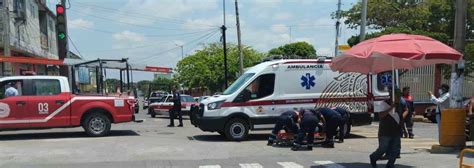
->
428, 84, 450, 131
5, 82, 19, 97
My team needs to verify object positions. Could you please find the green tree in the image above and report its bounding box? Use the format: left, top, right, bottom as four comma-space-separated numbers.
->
151, 77, 176, 93
104, 78, 121, 93
267, 41, 317, 58
137, 80, 152, 96
175, 43, 263, 93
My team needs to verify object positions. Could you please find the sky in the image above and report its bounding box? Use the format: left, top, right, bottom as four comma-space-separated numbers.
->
47, 0, 360, 81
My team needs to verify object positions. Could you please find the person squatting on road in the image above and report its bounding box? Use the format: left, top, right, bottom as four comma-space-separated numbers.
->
370, 88, 408, 168
402, 86, 415, 139
332, 107, 349, 143
292, 109, 319, 151
267, 110, 300, 146
318, 107, 344, 148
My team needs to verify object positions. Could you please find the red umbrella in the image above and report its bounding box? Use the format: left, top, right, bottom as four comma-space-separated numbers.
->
330, 34, 462, 74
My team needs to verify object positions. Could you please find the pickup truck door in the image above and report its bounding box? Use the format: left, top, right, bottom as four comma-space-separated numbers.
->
27, 79, 71, 128
0, 79, 29, 129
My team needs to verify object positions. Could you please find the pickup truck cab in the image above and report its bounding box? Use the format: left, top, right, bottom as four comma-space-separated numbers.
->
0, 76, 137, 136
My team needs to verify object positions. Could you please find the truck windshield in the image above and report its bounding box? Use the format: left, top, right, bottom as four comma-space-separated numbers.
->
222, 73, 255, 95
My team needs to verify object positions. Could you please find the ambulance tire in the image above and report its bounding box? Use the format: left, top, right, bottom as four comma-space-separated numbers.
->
224, 118, 249, 141
83, 112, 111, 137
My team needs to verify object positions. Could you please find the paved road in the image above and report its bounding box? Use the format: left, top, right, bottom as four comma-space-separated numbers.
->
0, 108, 463, 168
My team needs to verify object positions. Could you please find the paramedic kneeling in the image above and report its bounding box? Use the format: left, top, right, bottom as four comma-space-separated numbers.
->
267, 110, 300, 146
318, 107, 343, 148
292, 109, 319, 151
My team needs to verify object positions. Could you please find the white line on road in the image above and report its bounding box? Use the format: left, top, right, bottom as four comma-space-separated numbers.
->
199, 165, 221, 168
239, 163, 263, 168
313, 161, 345, 168
277, 162, 304, 168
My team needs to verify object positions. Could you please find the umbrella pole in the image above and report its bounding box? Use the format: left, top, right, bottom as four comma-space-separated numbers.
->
392, 57, 395, 103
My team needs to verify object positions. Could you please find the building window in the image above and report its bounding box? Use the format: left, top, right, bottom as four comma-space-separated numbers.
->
30, 3, 36, 18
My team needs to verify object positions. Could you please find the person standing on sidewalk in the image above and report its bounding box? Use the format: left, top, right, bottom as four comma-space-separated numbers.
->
428, 84, 450, 129
370, 87, 408, 168
402, 87, 415, 139
168, 86, 183, 127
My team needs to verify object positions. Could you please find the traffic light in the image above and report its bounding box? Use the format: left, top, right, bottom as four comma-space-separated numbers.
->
56, 4, 68, 59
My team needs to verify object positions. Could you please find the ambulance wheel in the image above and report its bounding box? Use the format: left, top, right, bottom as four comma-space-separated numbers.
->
224, 118, 249, 141
83, 112, 111, 137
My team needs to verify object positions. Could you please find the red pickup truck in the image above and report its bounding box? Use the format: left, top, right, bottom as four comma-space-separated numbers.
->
0, 76, 138, 136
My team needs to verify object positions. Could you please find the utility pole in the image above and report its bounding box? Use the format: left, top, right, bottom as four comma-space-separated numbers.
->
450, 0, 467, 108
222, 0, 228, 88
289, 26, 292, 43
235, 0, 244, 74
2, 0, 12, 76
334, 0, 342, 57
175, 43, 184, 59
360, 0, 368, 41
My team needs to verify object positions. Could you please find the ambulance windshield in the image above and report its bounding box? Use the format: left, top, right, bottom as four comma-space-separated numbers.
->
222, 73, 255, 95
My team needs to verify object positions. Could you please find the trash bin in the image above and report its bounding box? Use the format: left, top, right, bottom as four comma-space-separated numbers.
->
440, 108, 466, 147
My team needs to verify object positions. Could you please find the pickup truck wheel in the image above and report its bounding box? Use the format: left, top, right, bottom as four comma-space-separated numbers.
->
83, 113, 111, 137
224, 118, 249, 141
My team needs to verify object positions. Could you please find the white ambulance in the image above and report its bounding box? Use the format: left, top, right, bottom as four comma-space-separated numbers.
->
191, 58, 388, 141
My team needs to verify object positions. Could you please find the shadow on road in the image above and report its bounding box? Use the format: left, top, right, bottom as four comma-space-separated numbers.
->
192, 133, 269, 142
0, 130, 139, 141
310, 162, 415, 168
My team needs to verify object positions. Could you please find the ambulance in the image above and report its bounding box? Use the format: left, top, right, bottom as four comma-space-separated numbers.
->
191, 58, 389, 141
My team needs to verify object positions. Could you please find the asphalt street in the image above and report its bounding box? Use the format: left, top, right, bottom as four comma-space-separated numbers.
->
0, 108, 469, 168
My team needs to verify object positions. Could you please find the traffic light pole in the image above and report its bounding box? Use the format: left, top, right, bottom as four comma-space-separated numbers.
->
59, 0, 69, 77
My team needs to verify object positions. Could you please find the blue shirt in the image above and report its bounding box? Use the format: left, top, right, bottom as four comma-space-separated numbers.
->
5, 87, 19, 97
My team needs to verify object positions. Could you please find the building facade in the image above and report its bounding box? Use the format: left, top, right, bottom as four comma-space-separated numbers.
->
0, 0, 58, 76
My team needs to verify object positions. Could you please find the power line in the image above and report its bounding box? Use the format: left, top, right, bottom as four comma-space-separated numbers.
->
70, 9, 218, 31
68, 22, 218, 37
68, 35, 83, 58
131, 30, 219, 63
72, 1, 217, 27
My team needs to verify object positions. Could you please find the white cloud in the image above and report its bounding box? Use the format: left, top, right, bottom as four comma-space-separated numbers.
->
270, 24, 289, 34
317, 47, 333, 57
273, 12, 293, 20
113, 31, 145, 42
68, 19, 94, 29
253, 0, 283, 8
115, 0, 219, 26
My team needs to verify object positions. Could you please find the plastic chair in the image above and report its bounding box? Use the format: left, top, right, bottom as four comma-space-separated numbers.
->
460, 148, 474, 168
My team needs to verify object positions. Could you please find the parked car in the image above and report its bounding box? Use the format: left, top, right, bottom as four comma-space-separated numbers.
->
148, 94, 199, 118
143, 91, 168, 109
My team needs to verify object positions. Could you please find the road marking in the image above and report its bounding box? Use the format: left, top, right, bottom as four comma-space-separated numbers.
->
314, 161, 345, 168
239, 163, 263, 168
199, 165, 221, 168
277, 162, 303, 168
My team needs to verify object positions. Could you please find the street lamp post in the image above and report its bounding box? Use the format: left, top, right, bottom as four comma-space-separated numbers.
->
175, 43, 184, 59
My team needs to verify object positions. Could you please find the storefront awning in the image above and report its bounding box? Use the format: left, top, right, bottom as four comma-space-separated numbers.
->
0, 56, 64, 65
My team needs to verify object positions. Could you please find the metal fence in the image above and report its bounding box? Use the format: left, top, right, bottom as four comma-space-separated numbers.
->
400, 65, 474, 102
400, 65, 436, 102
